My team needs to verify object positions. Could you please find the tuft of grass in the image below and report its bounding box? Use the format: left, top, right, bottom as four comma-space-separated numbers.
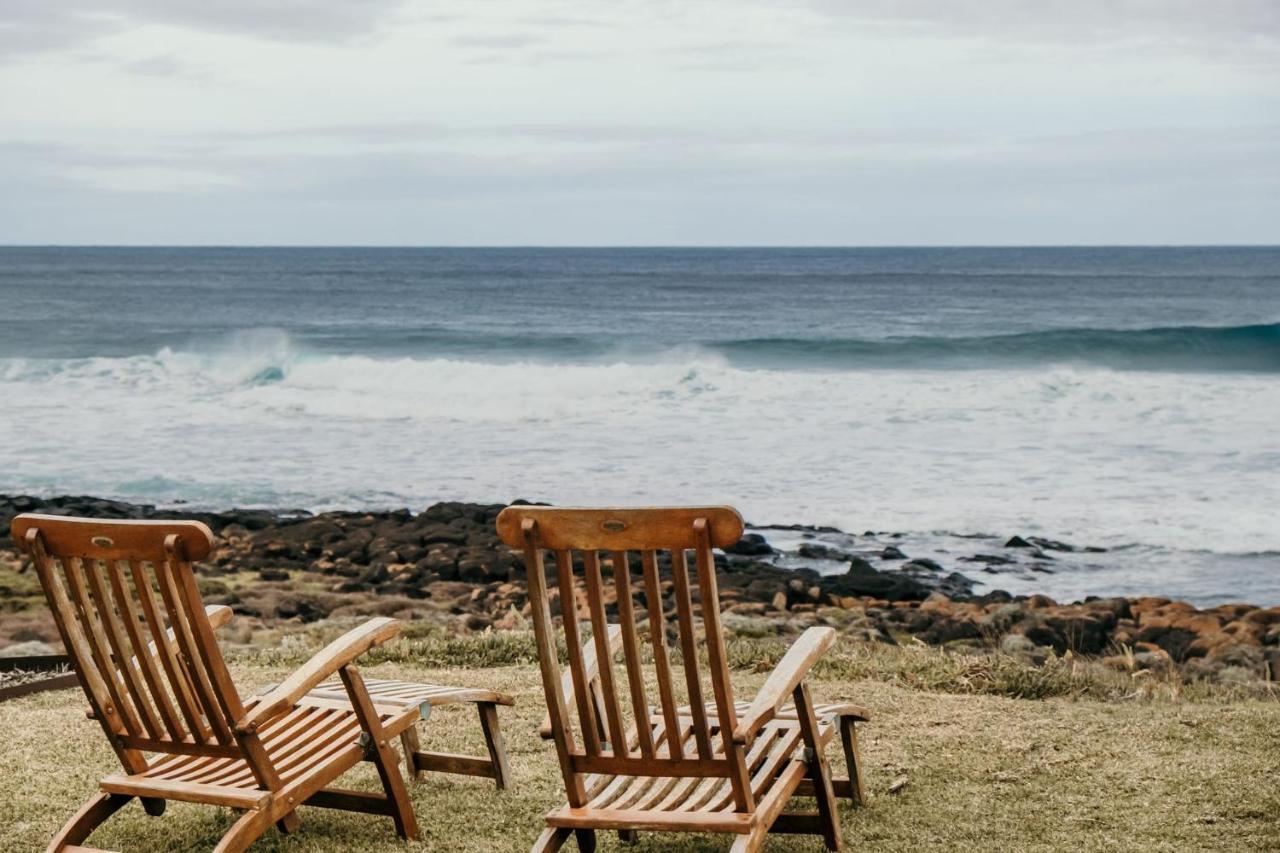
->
0, 558, 43, 613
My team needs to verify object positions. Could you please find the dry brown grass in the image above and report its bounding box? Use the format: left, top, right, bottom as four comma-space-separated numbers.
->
1, 632, 1277, 852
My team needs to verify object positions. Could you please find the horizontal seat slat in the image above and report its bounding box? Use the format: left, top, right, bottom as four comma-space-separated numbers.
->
99, 776, 269, 810
571, 754, 736, 779
546, 805, 754, 834
310, 678, 515, 708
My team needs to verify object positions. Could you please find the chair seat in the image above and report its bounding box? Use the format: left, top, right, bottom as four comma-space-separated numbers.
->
99, 698, 419, 807
309, 677, 515, 709
546, 712, 834, 833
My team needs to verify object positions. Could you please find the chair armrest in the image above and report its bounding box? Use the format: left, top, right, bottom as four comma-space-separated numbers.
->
206, 604, 233, 631
236, 617, 401, 734
539, 624, 624, 740
732, 626, 836, 744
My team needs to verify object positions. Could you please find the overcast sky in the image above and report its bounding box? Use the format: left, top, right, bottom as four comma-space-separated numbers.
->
1, 0, 1277, 245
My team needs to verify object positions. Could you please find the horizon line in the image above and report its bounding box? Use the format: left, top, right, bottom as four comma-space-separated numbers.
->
2, 243, 1278, 250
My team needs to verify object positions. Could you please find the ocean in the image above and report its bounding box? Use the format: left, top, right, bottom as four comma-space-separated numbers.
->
1, 246, 1277, 605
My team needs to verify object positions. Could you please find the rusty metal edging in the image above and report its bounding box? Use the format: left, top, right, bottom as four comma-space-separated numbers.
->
0, 671, 80, 702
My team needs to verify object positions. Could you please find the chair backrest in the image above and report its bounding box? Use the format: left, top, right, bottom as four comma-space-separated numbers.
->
496, 505, 757, 811
12, 514, 252, 769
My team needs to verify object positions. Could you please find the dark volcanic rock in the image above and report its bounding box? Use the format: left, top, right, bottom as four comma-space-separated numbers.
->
822, 557, 934, 601
1029, 537, 1076, 553
724, 533, 774, 556
959, 553, 1018, 566
1134, 625, 1200, 662
797, 543, 854, 561
750, 522, 844, 534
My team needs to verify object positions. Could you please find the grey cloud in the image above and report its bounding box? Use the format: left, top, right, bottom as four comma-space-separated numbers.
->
451, 33, 546, 50
172, 120, 976, 153
515, 15, 613, 30
116, 53, 211, 79
803, 0, 1280, 47
0, 0, 410, 60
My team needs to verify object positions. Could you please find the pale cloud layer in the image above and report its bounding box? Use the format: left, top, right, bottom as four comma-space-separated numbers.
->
1, 0, 1276, 244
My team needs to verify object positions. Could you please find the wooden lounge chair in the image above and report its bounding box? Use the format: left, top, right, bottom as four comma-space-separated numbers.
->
13, 514, 421, 853
496, 505, 870, 853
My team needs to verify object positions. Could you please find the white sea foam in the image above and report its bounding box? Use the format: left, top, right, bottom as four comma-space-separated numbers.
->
3, 338, 1277, 573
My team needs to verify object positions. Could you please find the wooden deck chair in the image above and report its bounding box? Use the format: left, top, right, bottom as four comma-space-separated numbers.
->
12, 514, 421, 853
496, 505, 870, 853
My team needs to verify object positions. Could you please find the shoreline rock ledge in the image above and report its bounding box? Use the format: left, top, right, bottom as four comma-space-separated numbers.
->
0, 495, 1276, 684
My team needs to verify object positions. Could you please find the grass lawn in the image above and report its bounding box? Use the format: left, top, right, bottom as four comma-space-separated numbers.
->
1, 632, 1277, 852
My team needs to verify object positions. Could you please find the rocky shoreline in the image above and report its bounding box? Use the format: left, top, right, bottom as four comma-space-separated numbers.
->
1, 495, 1276, 684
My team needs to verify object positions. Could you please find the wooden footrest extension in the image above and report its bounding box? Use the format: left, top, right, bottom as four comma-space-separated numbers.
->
306, 787, 395, 815
795, 778, 856, 799
306, 678, 515, 790
412, 750, 498, 778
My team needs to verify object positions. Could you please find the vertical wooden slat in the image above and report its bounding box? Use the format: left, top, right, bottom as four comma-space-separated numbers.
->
641, 549, 682, 759
692, 522, 737, 736
523, 521, 587, 807
554, 548, 602, 756
693, 518, 753, 811
80, 555, 164, 740
129, 559, 206, 742
105, 559, 186, 741
669, 547, 712, 759
610, 550, 654, 758
61, 555, 145, 738
581, 550, 627, 756
153, 554, 233, 745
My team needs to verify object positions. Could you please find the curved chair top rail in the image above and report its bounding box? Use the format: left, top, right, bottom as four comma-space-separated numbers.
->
495, 505, 744, 551
11, 513, 215, 562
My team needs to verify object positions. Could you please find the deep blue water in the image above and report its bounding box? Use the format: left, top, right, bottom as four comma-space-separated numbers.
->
3, 246, 1278, 369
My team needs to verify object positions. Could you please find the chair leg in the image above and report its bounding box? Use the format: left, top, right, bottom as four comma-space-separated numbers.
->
728, 825, 767, 853
341, 665, 420, 841
478, 701, 513, 790
807, 750, 842, 851
400, 724, 423, 780
370, 735, 419, 840
794, 683, 843, 851
211, 808, 274, 853
531, 826, 573, 853
141, 797, 167, 817
617, 828, 638, 844
275, 810, 301, 834
839, 716, 866, 806
46, 792, 131, 852
574, 828, 597, 852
